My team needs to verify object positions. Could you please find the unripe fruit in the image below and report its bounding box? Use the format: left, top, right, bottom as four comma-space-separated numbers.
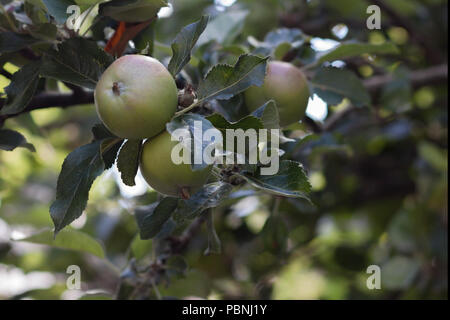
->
95, 55, 177, 139
140, 131, 212, 198
244, 61, 310, 127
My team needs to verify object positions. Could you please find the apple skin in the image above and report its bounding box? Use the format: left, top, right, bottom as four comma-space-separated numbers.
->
95, 55, 177, 139
140, 130, 212, 198
244, 61, 310, 127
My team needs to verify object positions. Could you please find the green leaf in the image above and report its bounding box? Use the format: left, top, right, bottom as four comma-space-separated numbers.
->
175, 182, 233, 221
251, 100, 280, 129
0, 61, 41, 116
50, 140, 105, 234
42, 0, 77, 24
0, 32, 43, 53
262, 215, 288, 253
310, 67, 370, 107
135, 197, 179, 239
168, 16, 209, 77
197, 9, 248, 47
40, 38, 113, 89
240, 160, 311, 200
317, 42, 399, 64
92, 123, 117, 140
100, 137, 123, 169
117, 139, 142, 186
0, 129, 35, 152
130, 235, 153, 260
197, 54, 268, 102
204, 211, 221, 255
16, 228, 105, 258
99, 0, 167, 23
206, 113, 263, 132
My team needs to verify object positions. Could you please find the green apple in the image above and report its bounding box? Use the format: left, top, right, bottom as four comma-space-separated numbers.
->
244, 61, 310, 127
140, 130, 212, 198
94, 54, 177, 139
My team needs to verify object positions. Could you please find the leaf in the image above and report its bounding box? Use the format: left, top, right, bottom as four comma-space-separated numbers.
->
42, 0, 77, 24
16, 228, 105, 258
0, 32, 43, 53
166, 114, 220, 170
99, 0, 167, 23
197, 54, 268, 102
117, 139, 142, 186
240, 160, 311, 200
251, 100, 280, 129
197, 9, 248, 47
317, 42, 399, 64
100, 138, 123, 170
206, 113, 263, 132
135, 197, 179, 240
92, 123, 117, 140
50, 140, 105, 234
168, 16, 209, 77
0, 129, 35, 152
130, 235, 153, 260
204, 211, 221, 255
40, 38, 113, 89
175, 182, 233, 221
262, 215, 288, 253
310, 67, 370, 107
0, 61, 41, 115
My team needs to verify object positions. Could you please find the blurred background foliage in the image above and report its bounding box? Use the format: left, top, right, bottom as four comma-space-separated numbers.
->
0, 0, 448, 299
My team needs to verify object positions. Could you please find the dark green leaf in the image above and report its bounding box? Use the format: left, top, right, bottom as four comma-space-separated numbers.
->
310, 67, 370, 107
135, 197, 179, 239
317, 42, 399, 64
40, 38, 113, 89
206, 113, 263, 132
240, 160, 311, 200
166, 255, 188, 276
197, 9, 248, 47
50, 140, 105, 234
42, 0, 77, 24
100, 138, 123, 169
1, 61, 41, 115
175, 182, 233, 221
262, 215, 288, 253
15, 228, 105, 258
99, 0, 167, 23
197, 54, 268, 102
168, 16, 209, 77
117, 139, 142, 186
0, 129, 35, 152
251, 100, 280, 129
0, 32, 43, 53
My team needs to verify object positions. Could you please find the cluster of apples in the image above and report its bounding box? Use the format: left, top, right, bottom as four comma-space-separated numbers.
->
94, 55, 309, 199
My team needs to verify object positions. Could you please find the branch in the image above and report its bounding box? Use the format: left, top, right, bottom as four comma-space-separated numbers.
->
0, 89, 94, 125
364, 64, 448, 92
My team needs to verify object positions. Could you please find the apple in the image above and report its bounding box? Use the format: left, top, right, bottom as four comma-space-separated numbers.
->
94, 54, 178, 139
244, 61, 310, 127
140, 130, 212, 198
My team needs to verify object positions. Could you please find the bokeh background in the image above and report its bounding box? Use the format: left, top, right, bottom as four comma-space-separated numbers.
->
0, 0, 448, 299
